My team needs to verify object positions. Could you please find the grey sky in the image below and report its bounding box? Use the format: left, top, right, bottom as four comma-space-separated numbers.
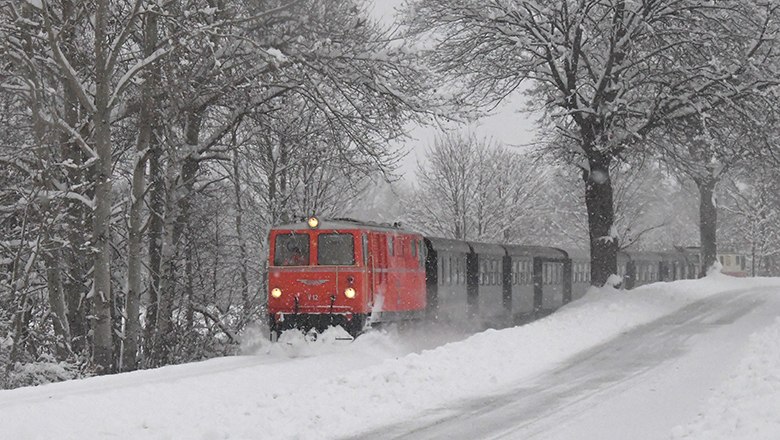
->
368, 0, 540, 179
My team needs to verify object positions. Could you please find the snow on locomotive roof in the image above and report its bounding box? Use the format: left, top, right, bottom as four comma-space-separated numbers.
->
271, 218, 418, 234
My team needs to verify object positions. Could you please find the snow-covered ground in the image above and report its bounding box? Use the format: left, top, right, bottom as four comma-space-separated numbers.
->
672, 312, 780, 440
1, 273, 779, 440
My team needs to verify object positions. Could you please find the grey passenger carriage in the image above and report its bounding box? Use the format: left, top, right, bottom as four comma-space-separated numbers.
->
424, 238, 573, 329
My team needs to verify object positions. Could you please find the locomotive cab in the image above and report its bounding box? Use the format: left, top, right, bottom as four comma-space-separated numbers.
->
267, 217, 426, 337
268, 220, 367, 336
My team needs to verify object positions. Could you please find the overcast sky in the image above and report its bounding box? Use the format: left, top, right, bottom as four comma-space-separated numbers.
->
368, 0, 540, 180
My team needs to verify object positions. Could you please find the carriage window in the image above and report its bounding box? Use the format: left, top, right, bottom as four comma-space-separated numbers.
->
318, 233, 355, 266
448, 256, 454, 285
574, 264, 579, 283
545, 263, 552, 285
442, 256, 449, 285
388, 236, 395, 256
517, 262, 521, 284
438, 257, 444, 286
274, 233, 310, 266
548, 264, 553, 285
522, 261, 527, 284
521, 261, 527, 284
518, 261, 523, 284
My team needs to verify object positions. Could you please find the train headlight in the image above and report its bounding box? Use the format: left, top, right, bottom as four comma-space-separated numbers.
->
271, 287, 282, 299
307, 216, 319, 229
344, 287, 356, 299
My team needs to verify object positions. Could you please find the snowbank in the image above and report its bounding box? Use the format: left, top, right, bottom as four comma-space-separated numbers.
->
278, 274, 780, 439
1, 273, 779, 440
672, 316, 780, 440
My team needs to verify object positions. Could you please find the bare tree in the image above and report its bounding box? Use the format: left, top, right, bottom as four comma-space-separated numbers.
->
405, 133, 544, 242
2, 0, 179, 373
656, 105, 767, 275
720, 169, 780, 276
532, 158, 693, 252
0, 0, 432, 381
404, 0, 780, 285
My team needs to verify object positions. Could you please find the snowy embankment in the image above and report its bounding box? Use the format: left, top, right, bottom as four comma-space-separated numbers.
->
1, 274, 779, 440
673, 315, 780, 440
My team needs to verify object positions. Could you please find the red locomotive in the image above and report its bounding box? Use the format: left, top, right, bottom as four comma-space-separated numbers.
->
267, 217, 427, 336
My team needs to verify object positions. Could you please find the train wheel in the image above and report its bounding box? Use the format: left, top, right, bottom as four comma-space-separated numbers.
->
345, 314, 366, 338
268, 318, 281, 342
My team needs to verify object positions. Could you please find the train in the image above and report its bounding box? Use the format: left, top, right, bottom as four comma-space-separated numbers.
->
266, 217, 743, 337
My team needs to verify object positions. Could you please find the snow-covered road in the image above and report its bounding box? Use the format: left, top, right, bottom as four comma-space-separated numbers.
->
354, 287, 780, 440
2, 274, 779, 440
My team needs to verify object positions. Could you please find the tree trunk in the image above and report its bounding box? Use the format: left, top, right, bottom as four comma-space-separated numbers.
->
698, 177, 718, 277
144, 136, 164, 360
42, 241, 71, 361
91, 0, 114, 374
184, 232, 195, 331
583, 152, 618, 287
279, 140, 290, 224
59, 0, 89, 356
152, 112, 202, 365
123, 9, 158, 372
751, 241, 756, 277
151, 165, 180, 365
30, 66, 72, 362
232, 147, 252, 321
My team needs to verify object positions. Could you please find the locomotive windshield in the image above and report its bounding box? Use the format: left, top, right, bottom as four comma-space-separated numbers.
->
318, 233, 355, 266
274, 233, 310, 266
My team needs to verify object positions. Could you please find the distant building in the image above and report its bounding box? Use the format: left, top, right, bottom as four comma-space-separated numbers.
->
683, 246, 748, 277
